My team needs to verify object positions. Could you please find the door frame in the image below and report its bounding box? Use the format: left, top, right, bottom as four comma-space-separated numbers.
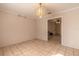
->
47, 16, 63, 44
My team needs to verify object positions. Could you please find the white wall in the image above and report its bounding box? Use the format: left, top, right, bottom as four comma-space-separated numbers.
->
37, 7, 79, 49
0, 11, 36, 47
1, 5, 79, 49
36, 17, 48, 41
53, 7, 79, 49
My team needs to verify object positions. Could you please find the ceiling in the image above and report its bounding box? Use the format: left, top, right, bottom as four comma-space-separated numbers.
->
0, 3, 79, 17
45, 3, 79, 12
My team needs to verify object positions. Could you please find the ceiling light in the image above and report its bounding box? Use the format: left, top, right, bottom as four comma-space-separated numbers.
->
36, 3, 47, 18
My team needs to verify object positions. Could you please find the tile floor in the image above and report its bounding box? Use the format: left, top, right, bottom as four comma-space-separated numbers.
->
0, 35, 79, 56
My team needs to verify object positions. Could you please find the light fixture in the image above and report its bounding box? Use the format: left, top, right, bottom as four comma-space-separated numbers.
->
36, 3, 47, 18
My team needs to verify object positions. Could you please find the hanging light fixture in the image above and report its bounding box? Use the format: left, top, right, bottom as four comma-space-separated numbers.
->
36, 3, 47, 18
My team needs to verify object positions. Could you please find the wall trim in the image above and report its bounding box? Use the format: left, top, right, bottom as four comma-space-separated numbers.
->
0, 8, 18, 16
0, 8, 37, 19
54, 7, 79, 14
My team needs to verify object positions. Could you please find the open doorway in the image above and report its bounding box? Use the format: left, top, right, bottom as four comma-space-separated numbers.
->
48, 17, 61, 44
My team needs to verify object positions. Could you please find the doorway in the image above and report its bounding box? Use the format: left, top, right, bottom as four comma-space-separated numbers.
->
48, 17, 61, 44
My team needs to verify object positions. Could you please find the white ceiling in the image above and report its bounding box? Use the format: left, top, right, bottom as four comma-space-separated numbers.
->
0, 3, 79, 17
45, 3, 79, 12
0, 3, 35, 16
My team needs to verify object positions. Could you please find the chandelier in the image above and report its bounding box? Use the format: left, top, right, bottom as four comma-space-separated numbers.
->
36, 3, 47, 18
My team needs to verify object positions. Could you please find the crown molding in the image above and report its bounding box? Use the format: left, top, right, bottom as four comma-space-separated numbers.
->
0, 8, 20, 16
54, 7, 79, 14
0, 8, 28, 18
0, 8, 37, 19
0, 6, 79, 18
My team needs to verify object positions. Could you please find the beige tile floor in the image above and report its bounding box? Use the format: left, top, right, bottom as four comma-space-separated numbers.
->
0, 35, 79, 56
